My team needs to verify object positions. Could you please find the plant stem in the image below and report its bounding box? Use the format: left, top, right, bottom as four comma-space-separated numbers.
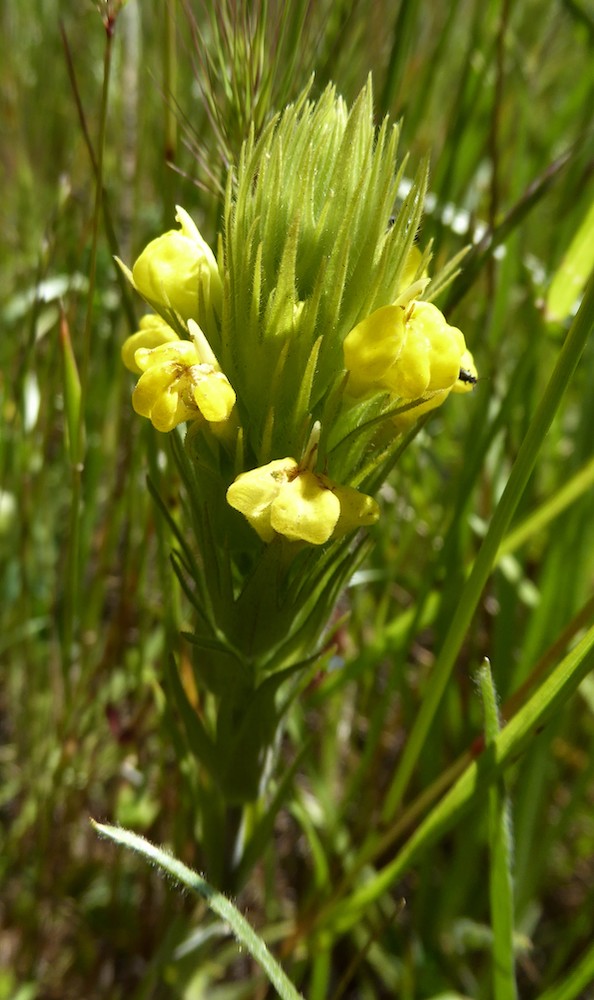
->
61, 15, 114, 687
480, 660, 518, 1000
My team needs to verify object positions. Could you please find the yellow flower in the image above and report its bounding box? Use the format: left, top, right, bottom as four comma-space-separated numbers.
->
126, 206, 222, 323
227, 458, 379, 545
344, 300, 468, 400
121, 314, 180, 374
131, 322, 236, 432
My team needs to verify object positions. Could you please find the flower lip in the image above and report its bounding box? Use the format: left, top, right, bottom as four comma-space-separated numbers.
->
121, 315, 180, 373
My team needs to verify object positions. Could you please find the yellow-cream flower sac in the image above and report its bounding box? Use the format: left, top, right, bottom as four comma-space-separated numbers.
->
121, 314, 180, 374
452, 349, 478, 394
391, 347, 478, 431
226, 459, 379, 545
131, 206, 222, 322
344, 300, 468, 401
131, 338, 236, 433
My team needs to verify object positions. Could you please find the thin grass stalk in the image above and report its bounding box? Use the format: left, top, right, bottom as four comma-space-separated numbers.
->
162, 0, 178, 215
317, 567, 594, 911
537, 938, 594, 1000
444, 146, 574, 311
61, 13, 115, 682
309, 946, 332, 1000
318, 618, 594, 934
59, 19, 137, 330
497, 453, 594, 558
381, 265, 594, 822
479, 660, 518, 1000
329, 591, 594, 916
404, 0, 461, 133
430, 0, 492, 242
379, 0, 420, 115
93, 822, 305, 1000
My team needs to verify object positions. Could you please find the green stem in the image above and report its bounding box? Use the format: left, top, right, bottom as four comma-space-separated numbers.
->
162, 0, 178, 216
538, 938, 594, 1000
480, 660, 518, 1000
62, 16, 114, 684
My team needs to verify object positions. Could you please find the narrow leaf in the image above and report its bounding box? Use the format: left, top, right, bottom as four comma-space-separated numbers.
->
163, 655, 219, 778
546, 193, 594, 322
326, 619, 594, 933
538, 937, 594, 1000
92, 822, 305, 1000
479, 660, 518, 1000
59, 308, 82, 465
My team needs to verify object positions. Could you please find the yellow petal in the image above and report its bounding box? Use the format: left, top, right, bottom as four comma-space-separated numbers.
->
344, 305, 406, 396
344, 298, 470, 402
408, 302, 462, 392
192, 371, 236, 423
329, 483, 380, 537
132, 365, 177, 418
270, 472, 340, 544
121, 316, 179, 373
134, 339, 198, 373
384, 324, 431, 397
131, 208, 222, 322
227, 459, 297, 542
148, 387, 186, 432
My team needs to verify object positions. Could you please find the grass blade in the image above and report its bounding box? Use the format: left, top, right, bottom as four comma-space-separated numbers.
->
479, 661, 518, 1000
538, 937, 594, 1000
92, 822, 305, 1000
324, 618, 594, 932
546, 191, 594, 322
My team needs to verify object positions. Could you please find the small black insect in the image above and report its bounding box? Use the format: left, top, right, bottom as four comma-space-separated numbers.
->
458, 368, 478, 385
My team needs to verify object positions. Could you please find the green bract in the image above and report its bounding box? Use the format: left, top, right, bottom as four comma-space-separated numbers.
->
218, 81, 431, 468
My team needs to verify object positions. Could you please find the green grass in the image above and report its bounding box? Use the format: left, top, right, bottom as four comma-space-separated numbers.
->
2, 1, 594, 997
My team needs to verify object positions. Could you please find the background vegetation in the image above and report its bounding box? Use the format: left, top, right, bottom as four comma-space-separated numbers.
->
2, 0, 594, 997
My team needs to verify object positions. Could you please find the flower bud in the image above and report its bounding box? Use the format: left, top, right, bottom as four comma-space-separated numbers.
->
131, 206, 222, 323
